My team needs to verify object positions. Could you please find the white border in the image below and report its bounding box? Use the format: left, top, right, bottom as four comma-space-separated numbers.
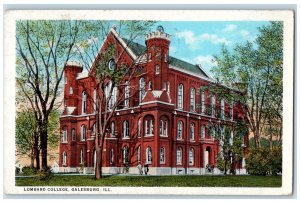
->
3, 10, 294, 195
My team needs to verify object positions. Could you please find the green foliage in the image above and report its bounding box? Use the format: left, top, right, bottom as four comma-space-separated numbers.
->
246, 146, 282, 176
36, 166, 53, 181
22, 166, 38, 175
15, 167, 20, 175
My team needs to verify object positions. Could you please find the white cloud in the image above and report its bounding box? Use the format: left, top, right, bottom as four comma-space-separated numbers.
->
169, 45, 177, 55
194, 55, 217, 73
175, 30, 230, 50
222, 24, 237, 32
240, 30, 250, 37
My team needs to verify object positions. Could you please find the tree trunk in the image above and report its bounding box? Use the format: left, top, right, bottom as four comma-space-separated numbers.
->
95, 145, 103, 179
30, 149, 34, 168
39, 119, 48, 170
254, 130, 261, 149
34, 133, 40, 170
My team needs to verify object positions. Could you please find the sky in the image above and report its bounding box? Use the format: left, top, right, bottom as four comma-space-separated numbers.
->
135, 21, 270, 75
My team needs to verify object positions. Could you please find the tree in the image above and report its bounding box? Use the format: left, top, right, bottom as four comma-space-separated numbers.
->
212, 22, 283, 149
86, 21, 154, 179
16, 20, 80, 170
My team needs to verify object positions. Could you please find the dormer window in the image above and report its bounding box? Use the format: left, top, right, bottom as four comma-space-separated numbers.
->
155, 65, 160, 75
108, 59, 116, 70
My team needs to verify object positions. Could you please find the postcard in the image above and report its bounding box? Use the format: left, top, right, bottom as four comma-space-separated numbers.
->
4, 9, 294, 195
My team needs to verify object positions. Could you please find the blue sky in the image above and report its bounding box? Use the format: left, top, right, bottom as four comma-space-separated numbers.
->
136, 21, 270, 75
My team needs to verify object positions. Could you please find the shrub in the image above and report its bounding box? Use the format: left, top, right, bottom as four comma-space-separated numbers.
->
22, 166, 37, 175
15, 167, 20, 175
36, 166, 53, 181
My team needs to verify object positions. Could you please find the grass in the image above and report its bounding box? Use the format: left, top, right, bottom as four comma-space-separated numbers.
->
15, 174, 282, 187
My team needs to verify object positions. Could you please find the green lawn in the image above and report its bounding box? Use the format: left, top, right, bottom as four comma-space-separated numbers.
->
16, 175, 282, 187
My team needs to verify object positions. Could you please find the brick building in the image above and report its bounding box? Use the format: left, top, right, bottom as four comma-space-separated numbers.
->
59, 26, 248, 175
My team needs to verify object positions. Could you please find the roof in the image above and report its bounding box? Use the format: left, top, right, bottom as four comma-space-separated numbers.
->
122, 38, 210, 79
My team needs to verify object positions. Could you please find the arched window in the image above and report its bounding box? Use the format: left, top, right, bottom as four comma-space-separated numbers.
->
221, 98, 225, 119
190, 88, 195, 111
201, 91, 205, 114
62, 151, 67, 165
160, 147, 165, 164
123, 120, 129, 138
124, 81, 130, 107
71, 128, 76, 141
82, 91, 87, 114
137, 145, 141, 163
211, 95, 216, 116
177, 121, 183, 140
123, 146, 129, 164
80, 149, 84, 164
108, 59, 116, 70
138, 118, 141, 138
155, 65, 160, 74
111, 122, 115, 137
159, 119, 168, 136
146, 147, 152, 164
69, 87, 73, 95
105, 81, 117, 109
80, 125, 86, 141
176, 147, 182, 165
230, 130, 234, 145
201, 125, 205, 139
93, 88, 97, 112
110, 149, 114, 164
144, 117, 154, 136
190, 123, 195, 140
178, 84, 184, 109
139, 77, 145, 103
92, 123, 96, 135
189, 148, 194, 165
62, 127, 67, 143
148, 81, 152, 90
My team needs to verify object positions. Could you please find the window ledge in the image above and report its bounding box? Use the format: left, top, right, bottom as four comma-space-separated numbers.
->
61, 141, 68, 144
177, 139, 184, 141
144, 134, 154, 137
159, 135, 168, 137
122, 137, 130, 140
190, 140, 195, 143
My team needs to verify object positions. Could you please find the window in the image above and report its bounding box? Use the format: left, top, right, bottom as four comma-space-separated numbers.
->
124, 81, 130, 107
190, 88, 195, 111
137, 146, 141, 163
105, 81, 117, 109
71, 128, 76, 141
155, 65, 160, 74
80, 125, 86, 141
146, 147, 152, 164
62, 151, 67, 165
148, 53, 152, 61
148, 81, 152, 90
123, 120, 129, 138
138, 118, 141, 137
167, 82, 170, 93
221, 98, 225, 119
189, 148, 194, 165
230, 130, 233, 145
176, 147, 182, 165
110, 149, 114, 164
123, 146, 129, 164
111, 122, 115, 137
111, 87, 117, 108
159, 119, 168, 136
93, 88, 97, 112
69, 87, 73, 94
62, 127, 67, 143
201, 91, 205, 114
211, 127, 216, 138
139, 77, 145, 103
65, 76, 67, 84
164, 53, 168, 62
201, 125, 205, 139
92, 123, 96, 136
82, 91, 87, 114
145, 118, 154, 136
190, 123, 195, 140
108, 59, 116, 70
160, 147, 165, 164
178, 84, 183, 109
80, 149, 84, 164
211, 95, 216, 116
177, 121, 183, 140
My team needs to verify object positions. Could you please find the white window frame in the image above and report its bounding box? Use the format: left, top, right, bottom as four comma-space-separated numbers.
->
201, 125, 205, 139
93, 88, 97, 112
124, 81, 130, 108
62, 127, 68, 143
123, 146, 129, 164
189, 148, 194, 165
178, 84, 184, 109
71, 128, 76, 141
138, 118, 141, 138
211, 95, 216, 117
69, 87, 73, 95
201, 91, 205, 114
62, 151, 67, 165
160, 147, 165, 164
155, 65, 160, 75
221, 98, 225, 119
139, 77, 145, 103
110, 149, 114, 164
82, 91, 87, 114
123, 120, 129, 138
111, 122, 115, 137
137, 146, 141, 163
80, 125, 86, 141
146, 147, 152, 164
190, 88, 195, 112
190, 123, 195, 141
176, 147, 182, 165
80, 149, 84, 164
177, 121, 183, 140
